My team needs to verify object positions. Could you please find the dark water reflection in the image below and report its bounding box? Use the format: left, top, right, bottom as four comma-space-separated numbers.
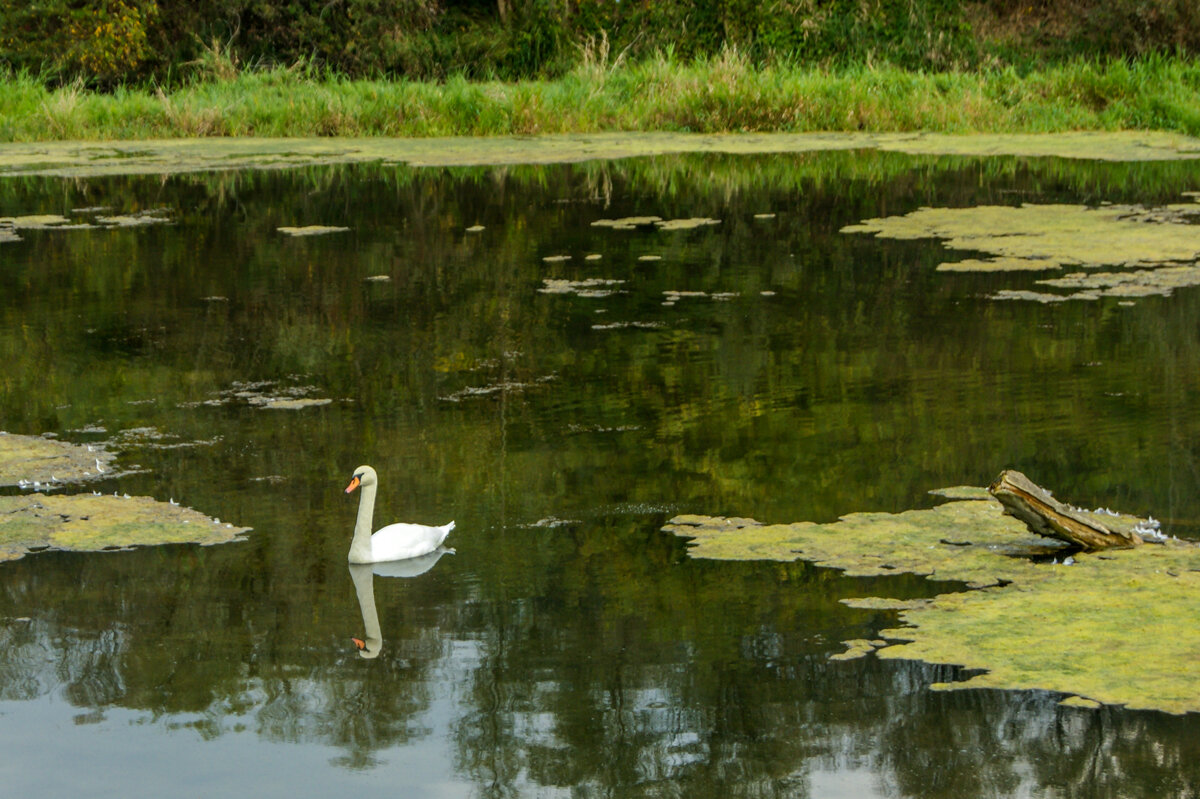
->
2, 151, 1200, 797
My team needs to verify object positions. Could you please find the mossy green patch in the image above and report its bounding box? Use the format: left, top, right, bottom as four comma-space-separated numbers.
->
0, 493, 248, 562
844, 202, 1200, 303
665, 497, 1200, 714
2, 132, 1199, 180
0, 432, 115, 486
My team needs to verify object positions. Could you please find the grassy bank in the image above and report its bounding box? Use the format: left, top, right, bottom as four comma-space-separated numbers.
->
4, 53, 1200, 142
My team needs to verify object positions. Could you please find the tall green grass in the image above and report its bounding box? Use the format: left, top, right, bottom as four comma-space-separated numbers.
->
3, 53, 1199, 142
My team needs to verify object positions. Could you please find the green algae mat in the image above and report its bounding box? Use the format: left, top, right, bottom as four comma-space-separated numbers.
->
2, 131, 1199, 178
1, 432, 249, 562
0, 431, 115, 486
664, 496, 1200, 715
843, 200, 1200, 303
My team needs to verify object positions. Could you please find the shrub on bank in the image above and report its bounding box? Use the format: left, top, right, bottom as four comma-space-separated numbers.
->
4, 0, 1198, 88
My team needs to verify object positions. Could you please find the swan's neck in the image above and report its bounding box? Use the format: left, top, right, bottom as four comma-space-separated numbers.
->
349, 564, 382, 657
349, 483, 376, 563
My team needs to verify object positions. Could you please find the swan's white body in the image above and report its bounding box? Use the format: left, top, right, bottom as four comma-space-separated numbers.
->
345, 465, 454, 564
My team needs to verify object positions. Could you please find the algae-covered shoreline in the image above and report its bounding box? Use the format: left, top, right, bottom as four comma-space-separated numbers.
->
3, 130, 1200, 180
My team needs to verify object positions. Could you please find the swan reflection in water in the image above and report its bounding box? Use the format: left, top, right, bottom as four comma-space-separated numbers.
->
349, 546, 455, 659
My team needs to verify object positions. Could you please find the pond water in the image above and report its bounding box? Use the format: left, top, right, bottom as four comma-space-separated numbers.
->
2, 147, 1200, 797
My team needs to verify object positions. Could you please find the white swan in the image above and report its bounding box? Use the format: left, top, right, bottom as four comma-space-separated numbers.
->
344, 465, 454, 563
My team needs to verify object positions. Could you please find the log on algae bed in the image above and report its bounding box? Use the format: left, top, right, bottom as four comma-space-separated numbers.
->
664, 493, 1200, 715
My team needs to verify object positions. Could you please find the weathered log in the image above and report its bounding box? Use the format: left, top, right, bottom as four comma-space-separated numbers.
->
988, 470, 1147, 550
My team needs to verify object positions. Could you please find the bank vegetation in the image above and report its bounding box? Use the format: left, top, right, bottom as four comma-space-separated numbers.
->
2, 1, 1199, 140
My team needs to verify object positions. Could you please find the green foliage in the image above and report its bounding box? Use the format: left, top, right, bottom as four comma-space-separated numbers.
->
9, 0, 1198, 87
0, 0, 157, 83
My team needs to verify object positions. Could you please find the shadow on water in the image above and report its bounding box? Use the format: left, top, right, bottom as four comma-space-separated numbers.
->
1, 149, 1200, 796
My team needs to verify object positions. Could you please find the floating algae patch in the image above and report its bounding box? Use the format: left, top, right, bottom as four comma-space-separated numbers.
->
538, 278, 625, 297
665, 500, 1056, 588
876, 130, 1200, 162
258, 397, 333, 409
936, 257, 1063, 273
0, 493, 248, 563
4, 132, 1200, 179
0, 214, 78, 229
843, 202, 1200, 303
277, 225, 349, 237
830, 638, 890, 661
0, 432, 116, 486
665, 496, 1200, 714
591, 216, 720, 232
0, 214, 91, 243
95, 210, 172, 227
1035, 265, 1200, 299
0, 210, 174, 242
180, 380, 335, 410
876, 541, 1200, 714
654, 217, 721, 231
591, 216, 663, 229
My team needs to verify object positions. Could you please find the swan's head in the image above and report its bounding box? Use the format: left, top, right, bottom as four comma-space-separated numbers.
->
352, 635, 382, 659
344, 465, 378, 494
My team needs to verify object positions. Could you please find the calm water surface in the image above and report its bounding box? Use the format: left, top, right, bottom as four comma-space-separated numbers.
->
2, 151, 1200, 797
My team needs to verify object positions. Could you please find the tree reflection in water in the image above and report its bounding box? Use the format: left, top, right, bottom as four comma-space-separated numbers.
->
2, 151, 1200, 796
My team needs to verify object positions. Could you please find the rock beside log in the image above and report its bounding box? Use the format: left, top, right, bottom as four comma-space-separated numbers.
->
988, 470, 1150, 550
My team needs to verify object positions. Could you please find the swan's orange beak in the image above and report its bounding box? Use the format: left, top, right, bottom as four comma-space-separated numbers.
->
345, 476, 361, 494
352, 637, 366, 650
